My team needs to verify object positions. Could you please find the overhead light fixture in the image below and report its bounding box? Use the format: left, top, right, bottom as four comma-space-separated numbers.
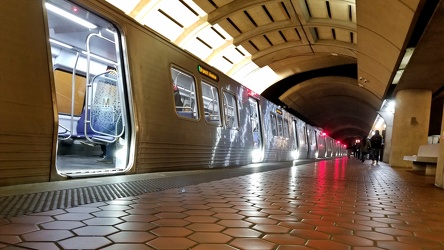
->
381, 99, 395, 113
45, 3, 97, 29
392, 70, 403, 84
386, 101, 395, 113
392, 48, 414, 84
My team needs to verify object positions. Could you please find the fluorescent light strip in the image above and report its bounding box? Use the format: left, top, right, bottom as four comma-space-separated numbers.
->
45, 3, 97, 29
81, 51, 116, 65
49, 39, 73, 49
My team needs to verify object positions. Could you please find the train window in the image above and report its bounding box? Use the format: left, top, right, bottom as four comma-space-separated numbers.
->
249, 98, 262, 150
277, 115, 283, 137
283, 118, 289, 138
201, 81, 221, 125
171, 67, 199, 120
222, 91, 239, 129
270, 113, 277, 136
298, 124, 305, 145
292, 120, 299, 148
311, 130, 317, 145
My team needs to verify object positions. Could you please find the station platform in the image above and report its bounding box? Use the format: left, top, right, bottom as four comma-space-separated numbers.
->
0, 157, 444, 250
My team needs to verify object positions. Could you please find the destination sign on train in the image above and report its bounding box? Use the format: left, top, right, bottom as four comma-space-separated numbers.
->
198, 65, 219, 81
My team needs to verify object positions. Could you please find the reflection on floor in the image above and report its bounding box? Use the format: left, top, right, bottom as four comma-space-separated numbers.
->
1, 157, 444, 249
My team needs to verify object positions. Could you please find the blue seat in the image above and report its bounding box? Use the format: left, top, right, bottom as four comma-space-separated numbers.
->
75, 108, 93, 139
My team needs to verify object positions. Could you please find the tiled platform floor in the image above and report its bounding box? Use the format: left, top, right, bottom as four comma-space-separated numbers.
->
1, 157, 444, 249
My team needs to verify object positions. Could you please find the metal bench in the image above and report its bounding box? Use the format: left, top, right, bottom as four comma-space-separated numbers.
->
403, 144, 439, 175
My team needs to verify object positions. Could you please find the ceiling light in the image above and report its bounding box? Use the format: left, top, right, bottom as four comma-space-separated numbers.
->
392, 69, 403, 84
400, 48, 414, 69
45, 3, 97, 29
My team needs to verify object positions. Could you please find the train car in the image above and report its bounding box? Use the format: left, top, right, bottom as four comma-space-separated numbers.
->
304, 125, 317, 159
260, 103, 294, 162
0, 0, 340, 187
292, 118, 309, 159
325, 136, 334, 158
315, 128, 327, 158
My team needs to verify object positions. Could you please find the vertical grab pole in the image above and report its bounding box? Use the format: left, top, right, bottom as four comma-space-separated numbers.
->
59, 51, 80, 141
69, 52, 80, 138
84, 34, 93, 140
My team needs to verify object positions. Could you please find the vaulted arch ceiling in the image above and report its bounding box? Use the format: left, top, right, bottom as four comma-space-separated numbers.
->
106, 0, 437, 143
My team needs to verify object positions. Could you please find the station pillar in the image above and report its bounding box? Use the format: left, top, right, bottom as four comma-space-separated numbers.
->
389, 89, 431, 168
378, 111, 393, 163
435, 103, 444, 188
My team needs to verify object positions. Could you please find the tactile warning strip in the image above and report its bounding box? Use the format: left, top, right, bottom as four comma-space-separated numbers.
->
0, 161, 312, 218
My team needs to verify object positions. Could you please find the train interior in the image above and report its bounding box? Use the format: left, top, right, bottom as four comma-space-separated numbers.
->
45, 0, 129, 176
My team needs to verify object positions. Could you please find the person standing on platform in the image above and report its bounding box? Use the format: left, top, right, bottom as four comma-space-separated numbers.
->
370, 130, 383, 164
355, 140, 361, 159
346, 141, 353, 158
360, 136, 371, 162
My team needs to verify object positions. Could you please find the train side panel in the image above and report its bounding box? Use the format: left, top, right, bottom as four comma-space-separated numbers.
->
316, 128, 327, 158
0, 0, 56, 186
306, 125, 318, 159
123, 26, 254, 171
260, 100, 294, 162
293, 118, 309, 159
325, 137, 333, 157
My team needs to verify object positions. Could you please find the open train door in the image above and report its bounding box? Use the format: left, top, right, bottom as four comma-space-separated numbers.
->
47, 0, 131, 176
249, 97, 263, 162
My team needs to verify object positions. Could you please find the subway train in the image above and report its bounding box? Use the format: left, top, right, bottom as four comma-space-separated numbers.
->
0, 0, 345, 187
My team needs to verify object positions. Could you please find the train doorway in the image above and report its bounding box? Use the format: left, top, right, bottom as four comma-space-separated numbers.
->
249, 98, 263, 162
45, 0, 131, 176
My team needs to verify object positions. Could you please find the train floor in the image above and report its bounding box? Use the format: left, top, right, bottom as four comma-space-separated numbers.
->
0, 157, 443, 250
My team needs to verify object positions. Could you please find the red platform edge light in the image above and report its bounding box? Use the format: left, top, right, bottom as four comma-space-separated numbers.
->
321, 132, 327, 137
72, 6, 78, 12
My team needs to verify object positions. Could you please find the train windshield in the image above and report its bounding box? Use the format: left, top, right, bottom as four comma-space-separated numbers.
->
45, 0, 130, 176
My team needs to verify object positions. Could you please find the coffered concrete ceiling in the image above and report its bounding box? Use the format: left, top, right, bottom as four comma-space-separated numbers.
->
106, 0, 439, 142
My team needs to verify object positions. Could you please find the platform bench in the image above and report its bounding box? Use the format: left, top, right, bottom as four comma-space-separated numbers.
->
403, 144, 439, 175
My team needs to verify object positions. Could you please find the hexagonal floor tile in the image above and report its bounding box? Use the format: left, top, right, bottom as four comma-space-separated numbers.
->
59, 236, 111, 249
73, 225, 118, 236
108, 231, 155, 243
188, 232, 232, 244
22, 230, 73, 241
147, 237, 197, 249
